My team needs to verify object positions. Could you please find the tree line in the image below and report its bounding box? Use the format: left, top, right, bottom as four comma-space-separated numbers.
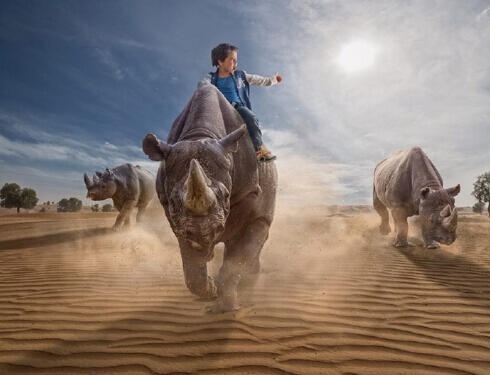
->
2, 172, 489, 215
0, 183, 114, 213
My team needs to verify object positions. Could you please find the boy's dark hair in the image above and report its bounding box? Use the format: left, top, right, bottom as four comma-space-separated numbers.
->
211, 43, 238, 67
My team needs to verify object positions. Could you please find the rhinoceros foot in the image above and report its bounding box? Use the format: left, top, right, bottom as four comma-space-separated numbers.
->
188, 277, 217, 299
393, 240, 415, 248
112, 224, 123, 232
425, 241, 440, 249
206, 281, 240, 313
207, 297, 240, 314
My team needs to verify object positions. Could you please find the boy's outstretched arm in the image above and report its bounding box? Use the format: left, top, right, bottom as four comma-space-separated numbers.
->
244, 72, 282, 86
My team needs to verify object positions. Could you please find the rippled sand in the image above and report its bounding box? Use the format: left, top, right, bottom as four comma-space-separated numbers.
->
0, 210, 489, 375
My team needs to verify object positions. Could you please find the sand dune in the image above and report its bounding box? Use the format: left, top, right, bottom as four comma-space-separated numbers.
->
0, 210, 489, 374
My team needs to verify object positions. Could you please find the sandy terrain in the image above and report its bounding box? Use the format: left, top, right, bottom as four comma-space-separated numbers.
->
0, 209, 489, 375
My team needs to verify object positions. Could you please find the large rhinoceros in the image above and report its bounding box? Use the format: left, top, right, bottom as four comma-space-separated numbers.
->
84, 163, 155, 230
142, 84, 277, 312
373, 147, 460, 249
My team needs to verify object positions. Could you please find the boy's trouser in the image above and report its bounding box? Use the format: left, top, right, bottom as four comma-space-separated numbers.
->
234, 104, 263, 151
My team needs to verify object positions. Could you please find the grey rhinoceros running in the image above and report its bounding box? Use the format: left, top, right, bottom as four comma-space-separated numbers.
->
373, 147, 460, 249
142, 84, 277, 312
84, 163, 155, 230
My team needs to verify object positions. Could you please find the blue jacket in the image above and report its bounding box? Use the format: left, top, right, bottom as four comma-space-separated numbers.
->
200, 69, 278, 111
210, 69, 251, 109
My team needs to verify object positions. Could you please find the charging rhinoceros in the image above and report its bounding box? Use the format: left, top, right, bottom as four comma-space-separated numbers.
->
142, 84, 277, 312
84, 163, 155, 230
373, 147, 460, 249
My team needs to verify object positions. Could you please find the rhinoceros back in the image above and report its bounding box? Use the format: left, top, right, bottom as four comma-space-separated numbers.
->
167, 84, 244, 144
165, 84, 268, 204
111, 164, 155, 208
374, 147, 443, 211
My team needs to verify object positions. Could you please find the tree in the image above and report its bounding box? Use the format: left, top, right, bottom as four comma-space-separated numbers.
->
91, 204, 99, 212
20, 188, 38, 211
0, 183, 39, 213
0, 183, 21, 212
472, 171, 490, 216
57, 197, 82, 212
102, 204, 114, 212
472, 201, 485, 214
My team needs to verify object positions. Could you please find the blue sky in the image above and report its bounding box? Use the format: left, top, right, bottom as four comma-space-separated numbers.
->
1, 0, 489, 207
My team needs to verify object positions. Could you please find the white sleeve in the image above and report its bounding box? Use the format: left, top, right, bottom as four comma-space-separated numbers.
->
197, 73, 212, 88
244, 71, 278, 86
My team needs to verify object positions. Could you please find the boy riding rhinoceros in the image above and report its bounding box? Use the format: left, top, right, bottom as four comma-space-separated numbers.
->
142, 83, 277, 312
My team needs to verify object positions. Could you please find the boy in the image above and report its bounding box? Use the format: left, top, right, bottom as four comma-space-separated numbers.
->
199, 43, 282, 162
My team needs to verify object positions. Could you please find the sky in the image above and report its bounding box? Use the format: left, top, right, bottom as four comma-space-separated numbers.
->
0, 0, 489, 207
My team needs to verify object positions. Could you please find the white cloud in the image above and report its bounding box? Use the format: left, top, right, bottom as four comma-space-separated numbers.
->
95, 48, 125, 80
0, 113, 148, 165
238, 0, 490, 206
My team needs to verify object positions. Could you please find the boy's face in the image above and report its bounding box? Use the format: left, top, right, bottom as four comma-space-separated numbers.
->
218, 50, 238, 75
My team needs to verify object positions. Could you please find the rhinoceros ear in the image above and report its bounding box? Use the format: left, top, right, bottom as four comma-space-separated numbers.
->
446, 184, 460, 197
142, 133, 172, 161
420, 187, 431, 199
219, 124, 246, 153
105, 168, 115, 180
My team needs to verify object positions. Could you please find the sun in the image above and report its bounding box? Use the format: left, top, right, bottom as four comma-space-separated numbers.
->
336, 40, 378, 73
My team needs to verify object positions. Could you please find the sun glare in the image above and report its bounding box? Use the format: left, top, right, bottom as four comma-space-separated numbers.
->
336, 40, 378, 73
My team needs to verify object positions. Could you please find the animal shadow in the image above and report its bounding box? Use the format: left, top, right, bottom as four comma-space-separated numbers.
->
0, 227, 113, 251
399, 247, 490, 310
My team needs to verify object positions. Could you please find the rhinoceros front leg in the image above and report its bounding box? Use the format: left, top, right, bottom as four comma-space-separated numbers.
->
135, 205, 147, 223
180, 242, 217, 299
210, 218, 270, 313
113, 200, 136, 231
392, 208, 413, 248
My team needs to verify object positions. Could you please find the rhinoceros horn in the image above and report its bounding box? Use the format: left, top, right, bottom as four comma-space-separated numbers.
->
442, 205, 457, 231
84, 173, 92, 188
183, 159, 216, 215
440, 204, 451, 218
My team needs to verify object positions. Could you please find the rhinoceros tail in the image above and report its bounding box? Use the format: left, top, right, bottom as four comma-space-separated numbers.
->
142, 134, 172, 161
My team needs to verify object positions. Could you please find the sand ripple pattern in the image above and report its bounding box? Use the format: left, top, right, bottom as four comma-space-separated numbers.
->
0, 212, 489, 374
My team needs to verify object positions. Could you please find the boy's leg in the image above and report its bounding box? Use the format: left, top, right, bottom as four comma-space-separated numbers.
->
235, 105, 263, 151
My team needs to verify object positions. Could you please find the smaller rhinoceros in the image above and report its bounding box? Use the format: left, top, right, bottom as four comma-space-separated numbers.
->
84, 163, 155, 230
373, 147, 460, 249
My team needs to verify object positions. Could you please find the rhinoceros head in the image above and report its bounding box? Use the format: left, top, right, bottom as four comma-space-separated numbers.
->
84, 168, 118, 201
419, 184, 460, 246
142, 126, 246, 258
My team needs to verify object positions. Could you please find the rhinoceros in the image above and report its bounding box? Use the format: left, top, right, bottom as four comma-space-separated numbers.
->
84, 163, 155, 230
142, 84, 277, 312
373, 147, 460, 249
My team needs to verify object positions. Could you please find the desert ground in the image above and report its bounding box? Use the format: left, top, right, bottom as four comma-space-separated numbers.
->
0, 207, 489, 375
